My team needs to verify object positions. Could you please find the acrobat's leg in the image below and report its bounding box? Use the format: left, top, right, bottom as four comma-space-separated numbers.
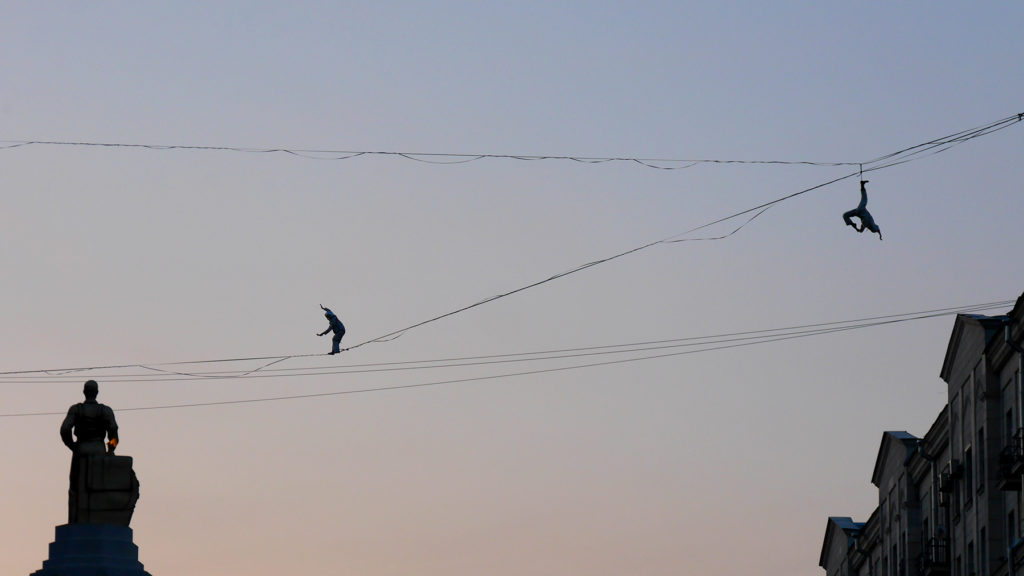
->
843, 209, 858, 228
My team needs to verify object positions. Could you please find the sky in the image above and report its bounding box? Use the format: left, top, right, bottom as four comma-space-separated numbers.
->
1, 3, 1022, 575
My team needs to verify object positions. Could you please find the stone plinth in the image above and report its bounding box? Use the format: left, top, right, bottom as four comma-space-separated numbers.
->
31, 524, 152, 576
71, 454, 139, 526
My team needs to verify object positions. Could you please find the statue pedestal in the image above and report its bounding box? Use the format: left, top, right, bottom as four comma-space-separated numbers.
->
71, 454, 139, 526
30, 524, 152, 576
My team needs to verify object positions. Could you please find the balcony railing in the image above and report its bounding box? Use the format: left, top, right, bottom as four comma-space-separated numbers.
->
918, 537, 951, 575
998, 428, 1024, 491
940, 460, 961, 493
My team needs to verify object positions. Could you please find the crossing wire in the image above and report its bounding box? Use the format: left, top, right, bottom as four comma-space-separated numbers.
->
0, 298, 1015, 417
342, 111, 1023, 352
0, 298, 1012, 383
0, 111, 1020, 379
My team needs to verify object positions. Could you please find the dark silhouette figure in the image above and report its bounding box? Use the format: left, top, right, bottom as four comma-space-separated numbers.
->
60, 380, 138, 525
843, 180, 882, 240
318, 304, 346, 354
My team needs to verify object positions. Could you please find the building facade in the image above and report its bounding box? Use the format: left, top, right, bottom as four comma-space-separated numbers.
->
821, 293, 1024, 576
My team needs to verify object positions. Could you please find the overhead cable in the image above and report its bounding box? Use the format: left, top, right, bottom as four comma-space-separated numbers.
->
0, 139, 863, 169
2, 113, 1017, 170
345, 111, 1022, 351
0, 299, 1013, 416
0, 111, 1019, 376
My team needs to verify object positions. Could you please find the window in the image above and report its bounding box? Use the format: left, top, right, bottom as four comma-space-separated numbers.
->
900, 532, 907, 576
923, 497, 931, 537
953, 471, 962, 520
978, 427, 985, 492
964, 389, 970, 431
1017, 367, 1022, 432
1007, 408, 1014, 448
952, 393, 960, 439
968, 541, 975, 576
1010, 510, 1017, 547
980, 527, 987, 576
964, 446, 974, 505
898, 485, 904, 521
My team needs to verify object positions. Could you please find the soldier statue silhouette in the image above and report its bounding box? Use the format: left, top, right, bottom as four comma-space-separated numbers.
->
60, 380, 138, 525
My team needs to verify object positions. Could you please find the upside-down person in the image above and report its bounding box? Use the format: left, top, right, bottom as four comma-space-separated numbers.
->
843, 180, 882, 240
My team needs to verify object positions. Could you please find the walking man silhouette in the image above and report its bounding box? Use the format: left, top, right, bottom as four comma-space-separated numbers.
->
318, 305, 346, 354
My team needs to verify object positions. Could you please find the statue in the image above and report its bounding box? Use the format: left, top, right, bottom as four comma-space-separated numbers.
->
59, 380, 139, 526
30, 381, 150, 576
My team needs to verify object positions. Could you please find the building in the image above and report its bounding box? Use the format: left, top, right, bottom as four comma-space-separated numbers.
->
821, 293, 1024, 576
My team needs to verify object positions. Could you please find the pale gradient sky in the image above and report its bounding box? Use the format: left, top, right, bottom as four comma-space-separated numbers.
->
2, 3, 1023, 575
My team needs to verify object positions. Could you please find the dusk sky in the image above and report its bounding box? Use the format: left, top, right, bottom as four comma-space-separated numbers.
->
2, 3, 1023, 575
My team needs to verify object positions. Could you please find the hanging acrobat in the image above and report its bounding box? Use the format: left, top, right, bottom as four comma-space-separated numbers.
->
843, 179, 882, 240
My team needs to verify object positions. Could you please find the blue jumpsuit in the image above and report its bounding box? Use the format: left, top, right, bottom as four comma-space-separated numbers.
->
322, 309, 346, 354
843, 182, 882, 239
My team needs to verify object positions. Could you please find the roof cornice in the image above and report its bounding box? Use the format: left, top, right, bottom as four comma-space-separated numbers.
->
872, 431, 918, 487
941, 313, 1010, 381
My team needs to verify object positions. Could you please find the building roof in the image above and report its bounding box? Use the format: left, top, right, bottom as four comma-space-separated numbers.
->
871, 431, 918, 487
1012, 291, 1024, 323
940, 312, 1009, 382
819, 516, 865, 569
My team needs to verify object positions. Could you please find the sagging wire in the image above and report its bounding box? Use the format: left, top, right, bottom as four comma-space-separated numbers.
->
0, 299, 1012, 384
0, 111, 1018, 370
0, 139, 863, 169
0, 299, 1014, 417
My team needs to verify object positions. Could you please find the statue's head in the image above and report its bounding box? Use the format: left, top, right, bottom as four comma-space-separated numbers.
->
83, 380, 99, 400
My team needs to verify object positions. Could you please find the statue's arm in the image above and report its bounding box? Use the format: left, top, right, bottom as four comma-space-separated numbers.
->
59, 407, 76, 450
104, 406, 119, 443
